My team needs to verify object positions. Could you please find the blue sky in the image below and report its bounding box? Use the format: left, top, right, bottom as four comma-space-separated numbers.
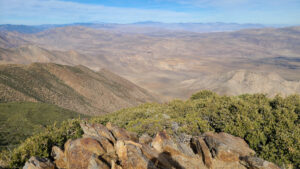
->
0, 0, 299, 25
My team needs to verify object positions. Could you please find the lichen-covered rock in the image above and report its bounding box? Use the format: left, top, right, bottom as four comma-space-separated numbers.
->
87, 154, 110, 169
241, 156, 281, 169
83, 134, 116, 159
115, 140, 156, 169
64, 138, 105, 169
106, 122, 138, 142
51, 146, 66, 169
151, 131, 206, 169
191, 137, 213, 169
80, 122, 116, 143
135, 141, 174, 169
23, 157, 54, 169
111, 160, 123, 169
139, 133, 152, 144
152, 131, 195, 157
203, 132, 255, 161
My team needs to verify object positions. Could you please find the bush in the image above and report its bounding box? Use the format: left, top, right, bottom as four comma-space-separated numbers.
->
1, 91, 299, 168
0, 119, 83, 168
0, 102, 87, 151
93, 92, 300, 168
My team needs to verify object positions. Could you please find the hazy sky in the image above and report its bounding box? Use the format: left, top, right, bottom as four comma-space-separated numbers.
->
0, 0, 299, 25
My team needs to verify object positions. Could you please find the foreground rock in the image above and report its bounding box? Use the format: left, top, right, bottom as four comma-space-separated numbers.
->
23, 157, 54, 169
23, 122, 281, 169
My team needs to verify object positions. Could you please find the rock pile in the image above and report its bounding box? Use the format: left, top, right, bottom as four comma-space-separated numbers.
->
23, 122, 280, 169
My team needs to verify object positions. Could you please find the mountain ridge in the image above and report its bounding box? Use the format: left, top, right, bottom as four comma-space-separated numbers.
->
0, 22, 268, 34
1, 26, 300, 98
0, 63, 160, 115
179, 70, 300, 97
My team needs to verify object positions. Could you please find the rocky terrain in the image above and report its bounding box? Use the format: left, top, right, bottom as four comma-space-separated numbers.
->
0, 63, 159, 115
1, 26, 300, 98
177, 70, 300, 97
0, 45, 99, 69
22, 122, 280, 169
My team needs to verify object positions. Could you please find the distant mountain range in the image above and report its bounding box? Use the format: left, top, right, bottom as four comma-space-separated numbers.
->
0, 63, 159, 115
0, 25, 300, 98
0, 22, 268, 34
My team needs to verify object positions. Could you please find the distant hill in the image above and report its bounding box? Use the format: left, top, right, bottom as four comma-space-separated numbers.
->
179, 70, 300, 97
0, 102, 87, 151
0, 24, 66, 34
0, 22, 267, 34
0, 24, 49, 34
0, 63, 159, 115
1, 26, 300, 98
0, 45, 103, 70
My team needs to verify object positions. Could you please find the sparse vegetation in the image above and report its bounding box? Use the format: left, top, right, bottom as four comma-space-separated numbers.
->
1, 91, 299, 168
0, 102, 87, 152
0, 63, 159, 115
0, 119, 83, 168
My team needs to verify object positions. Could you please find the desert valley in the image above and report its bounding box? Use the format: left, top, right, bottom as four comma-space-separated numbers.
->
0, 0, 300, 168
1, 24, 300, 99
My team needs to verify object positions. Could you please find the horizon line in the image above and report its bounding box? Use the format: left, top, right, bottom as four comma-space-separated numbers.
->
0, 22, 298, 27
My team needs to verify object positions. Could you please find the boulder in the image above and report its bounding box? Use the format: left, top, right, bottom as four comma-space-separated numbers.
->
87, 154, 110, 169
106, 122, 138, 142
83, 134, 116, 160
115, 140, 156, 169
191, 137, 213, 169
111, 160, 123, 169
151, 131, 206, 169
51, 146, 66, 169
139, 133, 152, 144
80, 122, 116, 143
241, 156, 281, 169
152, 131, 195, 157
23, 157, 54, 169
163, 146, 207, 169
136, 141, 174, 169
203, 132, 255, 161
64, 138, 105, 169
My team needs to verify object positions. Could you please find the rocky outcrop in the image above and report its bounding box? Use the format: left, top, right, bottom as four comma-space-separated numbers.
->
23, 122, 280, 169
241, 156, 282, 169
23, 157, 54, 169
51, 146, 67, 169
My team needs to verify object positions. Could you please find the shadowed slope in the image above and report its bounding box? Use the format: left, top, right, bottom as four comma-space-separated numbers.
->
0, 102, 87, 151
0, 63, 159, 115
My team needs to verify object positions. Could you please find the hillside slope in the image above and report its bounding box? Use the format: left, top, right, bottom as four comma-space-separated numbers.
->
0, 102, 87, 151
0, 63, 159, 115
178, 70, 300, 97
1, 26, 300, 98
0, 45, 104, 70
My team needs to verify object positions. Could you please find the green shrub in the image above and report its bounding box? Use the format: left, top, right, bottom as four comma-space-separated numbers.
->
0, 102, 88, 151
93, 92, 299, 168
1, 91, 299, 168
0, 119, 83, 168
190, 90, 217, 100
